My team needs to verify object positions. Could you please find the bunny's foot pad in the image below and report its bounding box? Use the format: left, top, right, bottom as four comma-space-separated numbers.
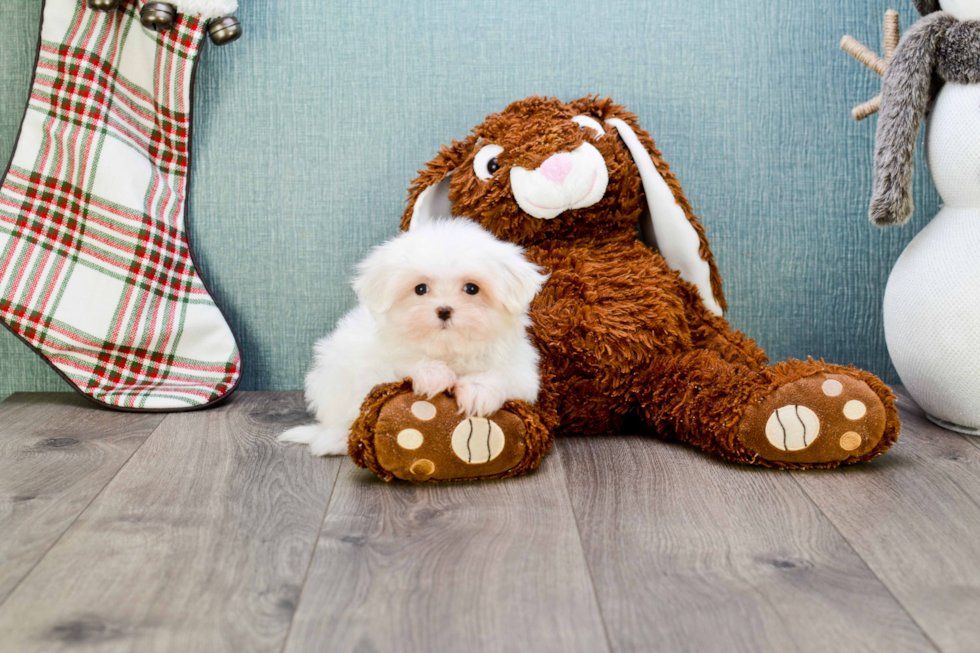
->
350, 381, 553, 482
737, 372, 893, 467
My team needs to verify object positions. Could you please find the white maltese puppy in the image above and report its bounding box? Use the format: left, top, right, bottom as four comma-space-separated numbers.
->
278, 219, 547, 456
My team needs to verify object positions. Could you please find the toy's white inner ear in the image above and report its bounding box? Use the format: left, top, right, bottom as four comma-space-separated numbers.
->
409, 173, 455, 230
605, 118, 722, 316
572, 115, 605, 139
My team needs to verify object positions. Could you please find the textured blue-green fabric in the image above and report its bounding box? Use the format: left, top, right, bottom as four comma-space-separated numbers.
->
0, 0, 939, 402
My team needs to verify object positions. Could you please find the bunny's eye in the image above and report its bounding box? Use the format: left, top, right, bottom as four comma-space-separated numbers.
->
572, 115, 605, 139
474, 144, 504, 181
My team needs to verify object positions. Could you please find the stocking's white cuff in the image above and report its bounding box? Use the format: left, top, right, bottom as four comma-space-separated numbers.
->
171, 0, 238, 20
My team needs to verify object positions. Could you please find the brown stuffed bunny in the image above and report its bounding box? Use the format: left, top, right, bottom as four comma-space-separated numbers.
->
351, 96, 899, 482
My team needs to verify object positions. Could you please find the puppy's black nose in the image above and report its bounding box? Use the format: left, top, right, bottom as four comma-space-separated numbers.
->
437, 306, 453, 321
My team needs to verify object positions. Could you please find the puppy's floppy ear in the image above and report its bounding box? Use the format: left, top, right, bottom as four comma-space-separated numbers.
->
491, 245, 549, 315
401, 138, 474, 232
604, 115, 726, 316
352, 243, 402, 315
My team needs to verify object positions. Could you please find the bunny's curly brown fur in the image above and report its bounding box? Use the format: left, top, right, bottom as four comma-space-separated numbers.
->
365, 96, 900, 471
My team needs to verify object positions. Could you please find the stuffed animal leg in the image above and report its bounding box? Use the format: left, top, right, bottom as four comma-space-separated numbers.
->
349, 381, 555, 482
635, 352, 898, 469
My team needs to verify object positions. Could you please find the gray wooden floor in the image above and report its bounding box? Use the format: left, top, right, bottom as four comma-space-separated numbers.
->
1, 389, 979, 652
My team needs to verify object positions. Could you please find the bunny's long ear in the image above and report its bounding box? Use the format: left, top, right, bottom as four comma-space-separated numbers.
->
400, 139, 474, 232
605, 118, 726, 316
870, 13, 950, 226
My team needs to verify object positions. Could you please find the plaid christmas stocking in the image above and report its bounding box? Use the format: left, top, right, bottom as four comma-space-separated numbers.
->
0, 0, 241, 411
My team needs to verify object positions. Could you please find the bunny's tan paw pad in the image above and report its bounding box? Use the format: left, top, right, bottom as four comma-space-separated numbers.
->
364, 392, 534, 482
738, 374, 887, 465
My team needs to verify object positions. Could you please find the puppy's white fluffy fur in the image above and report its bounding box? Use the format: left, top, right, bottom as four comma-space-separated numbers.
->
279, 219, 547, 456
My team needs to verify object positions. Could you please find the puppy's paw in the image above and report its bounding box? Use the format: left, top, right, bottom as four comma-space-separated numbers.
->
454, 378, 507, 417
410, 361, 457, 399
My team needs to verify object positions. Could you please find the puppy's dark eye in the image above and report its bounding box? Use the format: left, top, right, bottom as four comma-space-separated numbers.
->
415, 284, 428, 295
464, 283, 479, 295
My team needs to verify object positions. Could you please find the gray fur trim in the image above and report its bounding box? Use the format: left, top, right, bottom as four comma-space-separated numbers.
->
937, 19, 980, 83
913, 0, 940, 15
870, 13, 953, 226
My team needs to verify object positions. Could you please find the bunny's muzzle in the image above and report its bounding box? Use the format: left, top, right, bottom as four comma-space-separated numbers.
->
509, 143, 608, 219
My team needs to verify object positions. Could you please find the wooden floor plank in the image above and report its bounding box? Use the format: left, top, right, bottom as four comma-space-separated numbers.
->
4, 389, 977, 652
562, 434, 937, 653
283, 448, 610, 653
0, 391, 340, 653
792, 388, 980, 653
0, 393, 166, 605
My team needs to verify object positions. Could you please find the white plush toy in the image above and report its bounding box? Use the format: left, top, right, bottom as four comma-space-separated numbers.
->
844, 0, 980, 433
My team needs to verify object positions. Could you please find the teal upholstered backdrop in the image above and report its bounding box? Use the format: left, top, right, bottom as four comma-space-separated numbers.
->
0, 0, 940, 402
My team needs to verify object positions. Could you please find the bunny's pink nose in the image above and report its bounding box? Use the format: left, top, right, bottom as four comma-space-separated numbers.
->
539, 152, 574, 185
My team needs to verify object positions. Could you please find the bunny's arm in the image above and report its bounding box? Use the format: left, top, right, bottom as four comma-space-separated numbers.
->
870, 12, 952, 227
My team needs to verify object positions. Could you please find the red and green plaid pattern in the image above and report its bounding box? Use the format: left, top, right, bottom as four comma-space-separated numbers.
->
0, 0, 240, 410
